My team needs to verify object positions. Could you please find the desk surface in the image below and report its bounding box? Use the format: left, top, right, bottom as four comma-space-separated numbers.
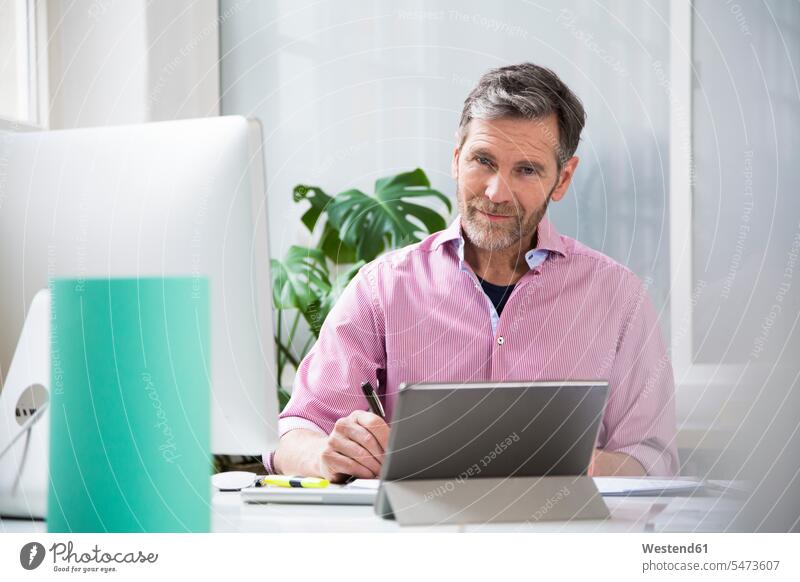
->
1, 490, 738, 533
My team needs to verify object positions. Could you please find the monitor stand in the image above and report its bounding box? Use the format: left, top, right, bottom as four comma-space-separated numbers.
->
0, 289, 50, 519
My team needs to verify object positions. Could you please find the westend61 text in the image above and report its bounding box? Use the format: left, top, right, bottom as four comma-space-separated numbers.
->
642, 543, 708, 554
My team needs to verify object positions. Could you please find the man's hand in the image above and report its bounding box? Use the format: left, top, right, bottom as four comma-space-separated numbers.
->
318, 410, 389, 483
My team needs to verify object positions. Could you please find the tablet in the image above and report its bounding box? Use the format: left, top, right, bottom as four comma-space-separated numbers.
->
379, 380, 609, 481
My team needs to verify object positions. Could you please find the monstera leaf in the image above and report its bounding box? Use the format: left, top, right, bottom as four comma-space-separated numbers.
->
271, 246, 331, 312
293, 184, 358, 264
274, 168, 452, 389
327, 168, 452, 263
293, 185, 333, 233
271, 247, 365, 337
316, 261, 365, 328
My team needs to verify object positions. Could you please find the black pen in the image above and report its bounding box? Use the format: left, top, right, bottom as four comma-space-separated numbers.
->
342, 382, 385, 485
360, 381, 385, 419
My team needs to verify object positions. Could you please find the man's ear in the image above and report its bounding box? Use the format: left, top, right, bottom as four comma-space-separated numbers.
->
550, 156, 579, 202
451, 146, 461, 180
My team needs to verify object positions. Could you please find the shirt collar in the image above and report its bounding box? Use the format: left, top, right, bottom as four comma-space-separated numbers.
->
434, 214, 566, 270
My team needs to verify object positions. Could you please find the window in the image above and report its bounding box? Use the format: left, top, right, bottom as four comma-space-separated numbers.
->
0, 0, 46, 129
671, 0, 799, 390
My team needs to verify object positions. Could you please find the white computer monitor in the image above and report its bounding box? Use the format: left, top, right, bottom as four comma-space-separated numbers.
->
0, 116, 279, 456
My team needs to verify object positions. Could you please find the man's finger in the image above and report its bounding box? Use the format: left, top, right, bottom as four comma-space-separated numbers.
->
329, 435, 381, 475
352, 410, 390, 448
323, 449, 376, 479
341, 422, 384, 462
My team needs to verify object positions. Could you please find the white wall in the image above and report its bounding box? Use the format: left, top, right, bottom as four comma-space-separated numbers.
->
145, 0, 221, 121
45, 0, 220, 129
218, 0, 678, 403
219, 0, 673, 327
46, 0, 150, 128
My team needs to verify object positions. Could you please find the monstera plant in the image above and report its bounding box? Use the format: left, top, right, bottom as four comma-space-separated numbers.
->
271, 168, 451, 407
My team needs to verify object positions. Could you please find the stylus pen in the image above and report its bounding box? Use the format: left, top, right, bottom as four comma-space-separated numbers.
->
360, 381, 385, 419
343, 382, 385, 486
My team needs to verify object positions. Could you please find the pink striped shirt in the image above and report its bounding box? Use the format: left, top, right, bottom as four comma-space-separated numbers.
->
268, 216, 679, 476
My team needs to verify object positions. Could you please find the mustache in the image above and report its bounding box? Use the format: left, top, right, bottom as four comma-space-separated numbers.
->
467, 200, 520, 218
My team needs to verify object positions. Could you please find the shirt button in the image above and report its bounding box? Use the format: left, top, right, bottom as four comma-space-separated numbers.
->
497, 336, 505, 345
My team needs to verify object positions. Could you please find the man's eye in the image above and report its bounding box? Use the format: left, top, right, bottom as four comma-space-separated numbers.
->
476, 156, 492, 167
519, 166, 537, 176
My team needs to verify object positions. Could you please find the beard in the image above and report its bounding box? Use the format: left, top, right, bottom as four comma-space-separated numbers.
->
457, 186, 553, 252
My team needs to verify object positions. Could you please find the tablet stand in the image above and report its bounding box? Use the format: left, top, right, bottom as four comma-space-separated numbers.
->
376, 475, 609, 525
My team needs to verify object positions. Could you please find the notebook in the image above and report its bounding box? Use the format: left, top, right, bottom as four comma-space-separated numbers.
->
240, 479, 378, 505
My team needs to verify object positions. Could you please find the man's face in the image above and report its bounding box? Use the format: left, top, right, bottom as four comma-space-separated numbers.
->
452, 115, 578, 252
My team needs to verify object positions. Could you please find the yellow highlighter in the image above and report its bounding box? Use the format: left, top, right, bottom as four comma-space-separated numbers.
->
258, 475, 330, 488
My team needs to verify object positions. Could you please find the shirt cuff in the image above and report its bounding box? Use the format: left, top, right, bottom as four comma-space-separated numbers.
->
261, 450, 276, 475
614, 443, 678, 477
261, 416, 329, 475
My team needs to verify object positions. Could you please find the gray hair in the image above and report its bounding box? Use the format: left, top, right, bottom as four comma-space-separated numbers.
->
458, 63, 586, 169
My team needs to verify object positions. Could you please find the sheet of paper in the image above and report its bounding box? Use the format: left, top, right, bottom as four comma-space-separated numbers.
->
344, 479, 381, 490
342, 478, 705, 495
594, 477, 703, 495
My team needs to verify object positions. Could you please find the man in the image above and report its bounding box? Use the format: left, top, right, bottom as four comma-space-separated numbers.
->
267, 63, 678, 481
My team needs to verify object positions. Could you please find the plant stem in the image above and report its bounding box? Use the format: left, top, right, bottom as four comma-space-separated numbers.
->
288, 310, 302, 353
276, 308, 285, 382
274, 336, 300, 370
300, 334, 315, 359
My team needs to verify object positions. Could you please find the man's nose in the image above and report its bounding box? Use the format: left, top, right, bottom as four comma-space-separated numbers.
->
483, 173, 513, 204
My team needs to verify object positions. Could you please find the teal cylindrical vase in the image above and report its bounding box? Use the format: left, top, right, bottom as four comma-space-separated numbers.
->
48, 277, 211, 532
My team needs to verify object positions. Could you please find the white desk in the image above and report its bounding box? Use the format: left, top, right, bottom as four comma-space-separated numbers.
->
1, 490, 738, 533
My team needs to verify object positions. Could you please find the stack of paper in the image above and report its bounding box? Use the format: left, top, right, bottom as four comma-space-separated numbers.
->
594, 477, 706, 497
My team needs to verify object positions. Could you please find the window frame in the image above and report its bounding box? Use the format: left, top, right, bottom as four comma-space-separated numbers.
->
669, 0, 743, 396
0, 0, 48, 131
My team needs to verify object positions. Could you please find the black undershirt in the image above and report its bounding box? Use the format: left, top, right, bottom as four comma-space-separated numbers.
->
478, 277, 515, 316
